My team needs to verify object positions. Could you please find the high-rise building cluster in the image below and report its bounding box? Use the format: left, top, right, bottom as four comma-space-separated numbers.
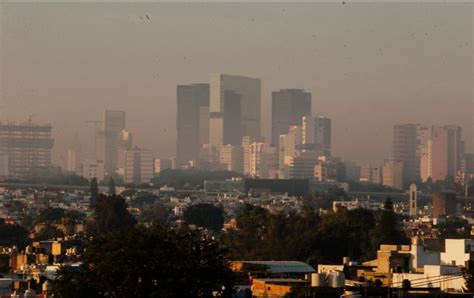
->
71, 110, 153, 184
358, 124, 467, 190
175, 73, 337, 181
0, 74, 470, 188
391, 124, 465, 186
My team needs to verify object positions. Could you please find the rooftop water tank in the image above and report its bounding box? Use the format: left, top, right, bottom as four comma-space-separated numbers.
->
328, 271, 345, 288
311, 273, 326, 287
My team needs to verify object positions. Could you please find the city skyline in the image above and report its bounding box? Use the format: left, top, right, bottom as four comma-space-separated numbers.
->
1, 2, 472, 168
0, 3, 474, 296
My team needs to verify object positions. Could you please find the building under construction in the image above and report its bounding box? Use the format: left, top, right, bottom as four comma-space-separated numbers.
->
0, 122, 54, 180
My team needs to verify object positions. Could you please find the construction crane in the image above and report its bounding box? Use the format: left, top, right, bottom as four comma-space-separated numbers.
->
26, 114, 37, 125
85, 120, 103, 160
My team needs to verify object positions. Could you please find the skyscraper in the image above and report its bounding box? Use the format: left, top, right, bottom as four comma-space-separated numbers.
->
271, 89, 311, 147
176, 84, 210, 168
117, 130, 133, 177
0, 122, 54, 180
278, 125, 303, 179
302, 116, 332, 156
66, 132, 81, 173
392, 124, 429, 185
104, 110, 126, 176
209, 73, 261, 148
430, 125, 463, 182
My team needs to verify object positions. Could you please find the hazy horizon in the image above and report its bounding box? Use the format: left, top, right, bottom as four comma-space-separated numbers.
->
1, 2, 472, 168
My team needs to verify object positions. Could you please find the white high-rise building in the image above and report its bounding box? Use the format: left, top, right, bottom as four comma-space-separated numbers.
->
420, 126, 464, 182
248, 142, 265, 178
278, 125, 303, 179
117, 130, 133, 177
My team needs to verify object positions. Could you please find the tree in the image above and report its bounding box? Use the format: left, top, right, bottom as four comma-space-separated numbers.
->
371, 197, 408, 252
35, 225, 64, 241
90, 178, 99, 205
437, 217, 471, 239
222, 204, 269, 260
222, 204, 379, 263
139, 201, 173, 225
463, 260, 474, 293
36, 208, 65, 224
183, 203, 225, 231
88, 194, 136, 235
0, 219, 29, 248
108, 178, 116, 195
50, 265, 99, 298
51, 225, 235, 298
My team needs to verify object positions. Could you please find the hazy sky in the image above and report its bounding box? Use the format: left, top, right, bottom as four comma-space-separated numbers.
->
1, 2, 472, 168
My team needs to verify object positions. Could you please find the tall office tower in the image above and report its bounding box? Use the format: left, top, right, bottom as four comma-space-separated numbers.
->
465, 153, 474, 174
104, 110, 126, 176
392, 124, 429, 185
209, 73, 261, 148
223, 91, 242, 145
219, 145, 243, 173
430, 125, 464, 182
124, 148, 154, 185
302, 116, 332, 156
382, 159, 403, 190
0, 122, 54, 180
393, 124, 417, 183
409, 183, 418, 217
271, 89, 311, 147
176, 84, 210, 168
66, 133, 82, 173
116, 130, 134, 177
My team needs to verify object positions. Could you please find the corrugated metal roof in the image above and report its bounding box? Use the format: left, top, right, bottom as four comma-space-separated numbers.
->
242, 261, 315, 273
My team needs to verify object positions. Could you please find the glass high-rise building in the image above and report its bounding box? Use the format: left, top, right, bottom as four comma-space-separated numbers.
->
209, 73, 261, 148
104, 110, 126, 176
271, 89, 311, 147
176, 84, 210, 168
